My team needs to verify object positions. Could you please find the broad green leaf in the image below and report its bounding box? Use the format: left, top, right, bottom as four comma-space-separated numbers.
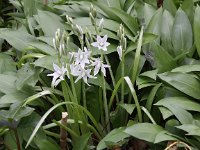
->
126, 33, 158, 54
23, 0, 37, 17
163, 0, 177, 16
152, 44, 177, 73
15, 64, 42, 90
0, 28, 55, 54
34, 54, 69, 71
98, 0, 121, 8
37, 10, 65, 37
124, 0, 135, 12
172, 65, 200, 73
155, 97, 200, 113
94, 2, 139, 35
136, 76, 156, 88
155, 99, 193, 124
158, 72, 200, 99
23, 90, 52, 106
161, 10, 174, 56
118, 104, 136, 115
139, 69, 157, 80
34, 55, 60, 71
158, 107, 173, 120
0, 92, 28, 104
73, 133, 91, 150
29, 41, 56, 55
0, 53, 16, 74
181, 0, 194, 23
0, 74, 17, 94
154, 131, 178, 143
124, 123, 163, 143
0, 28, 36, 51
0, 102, 34, 122
97, 127, 130, 150
138, 83, 158, 89
36, 139, 60, 150
145, 83, 162, 112
110, 7, 139, 35
194, 6, 200, 57
172, 8, 193, 56
135, 1, 156, 27
146, 7, 163, 38
177, 122, 200, 136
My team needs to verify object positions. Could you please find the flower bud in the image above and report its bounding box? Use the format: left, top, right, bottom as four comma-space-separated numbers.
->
59, 43, 65, 56
89, 12, 96, 26
90, 4, 97, 18
75, 24, 84, 39
66, 15, 73, 25
53, 38, 57, 50
122, 37, 127, 50
55, 28, 61, 42
98, 18, 104, 32
86, 27, 92, 40
61, 31, 68, 45
85, 37, 91, 48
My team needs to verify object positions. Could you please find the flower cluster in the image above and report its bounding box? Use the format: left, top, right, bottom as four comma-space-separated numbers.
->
48, 28, 110, 87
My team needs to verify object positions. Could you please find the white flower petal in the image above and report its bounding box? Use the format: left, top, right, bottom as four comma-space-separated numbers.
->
91, 42, 99, 48
101, 66, 106, 76
53, 63, 60, 72
102, 35, 108, 43
117, 46, 122, 61
75, 75, 82, 83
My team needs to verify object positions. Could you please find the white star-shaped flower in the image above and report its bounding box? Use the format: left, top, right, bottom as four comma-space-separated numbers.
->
91, 58, 110, 76
70, 64, 95, 85
117, 45, 122, 61
73, 47, 91, 68
47, 63, 68, 87
91, 35, 110, 51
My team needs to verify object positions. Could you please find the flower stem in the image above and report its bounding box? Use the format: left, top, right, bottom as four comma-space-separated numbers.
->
82, 80, 87, 109
70, 75, 78, 104
121, 52, 125, 103
101, 52, 110, 132
98, 87, 105, 126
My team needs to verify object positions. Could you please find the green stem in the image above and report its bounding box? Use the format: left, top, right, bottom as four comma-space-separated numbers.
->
82, 80, 87, 109
70, 75, 78, 104
61, 81, 70, 103
98, 87, 105, 127
121, 52, 125, 103
104, 56, 119, 103
44, 130, 60, 138
101, 52, 110, 132
94, 24, 100, 35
